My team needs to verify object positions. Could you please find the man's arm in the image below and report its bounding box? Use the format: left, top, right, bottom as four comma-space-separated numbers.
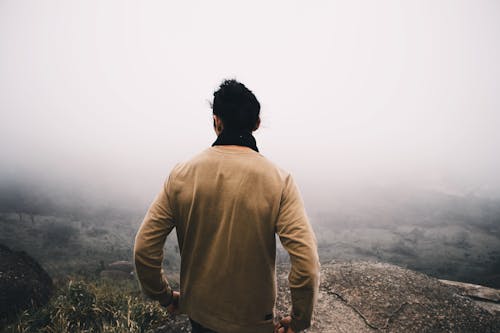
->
276, 174, 320, 332
134, 176, 176, 307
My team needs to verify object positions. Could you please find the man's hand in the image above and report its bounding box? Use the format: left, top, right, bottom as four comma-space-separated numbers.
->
274, 316, 296, 333
165, 291, 180, 314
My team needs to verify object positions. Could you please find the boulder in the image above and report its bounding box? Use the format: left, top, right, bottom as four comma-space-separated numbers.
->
276, 261, 500, 332
439, 279, 500, 316
107, 260, 134, 274
0, 244, 53, 327
439, 279, 500, 302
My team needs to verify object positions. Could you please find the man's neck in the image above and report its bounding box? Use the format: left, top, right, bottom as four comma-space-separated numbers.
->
217, 145, 252, 150
212, 130, 259, 152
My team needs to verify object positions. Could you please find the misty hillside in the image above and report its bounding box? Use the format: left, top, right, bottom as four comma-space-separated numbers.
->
0, 183, 181, 277
310, 187, 500, 288
1, 183, 500, 332
1, 184, 499, 288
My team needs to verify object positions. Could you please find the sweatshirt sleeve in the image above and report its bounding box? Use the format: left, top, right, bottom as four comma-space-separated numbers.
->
134, 175, 176, 306
275, 174, 320, 332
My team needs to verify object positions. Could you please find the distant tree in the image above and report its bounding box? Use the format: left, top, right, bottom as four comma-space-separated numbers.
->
99, 260, 105, 271
43, 223, 77, 247
390, 240, 417, 257
454, 231, 471, 249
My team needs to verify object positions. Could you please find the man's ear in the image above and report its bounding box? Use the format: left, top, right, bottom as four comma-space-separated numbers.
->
213, 115, 223, 133
253, 117, 261, 131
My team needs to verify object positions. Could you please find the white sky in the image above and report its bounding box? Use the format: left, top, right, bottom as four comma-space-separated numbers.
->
1, 0, 499, 207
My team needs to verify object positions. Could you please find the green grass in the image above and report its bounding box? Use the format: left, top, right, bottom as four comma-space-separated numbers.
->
3, 278, 176, 333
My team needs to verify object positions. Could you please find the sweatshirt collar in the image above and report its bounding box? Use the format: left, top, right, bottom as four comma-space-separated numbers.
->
212, 129, 259, 152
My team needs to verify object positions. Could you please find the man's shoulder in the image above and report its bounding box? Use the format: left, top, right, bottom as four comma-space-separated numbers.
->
167, 149, 209, 177
170, 147, 291, 181
254, 154, 290, 180
166, 148, 219, 178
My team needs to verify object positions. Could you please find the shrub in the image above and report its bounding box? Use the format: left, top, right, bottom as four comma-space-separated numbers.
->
43, 223, 78, 247
3, 278, 176, 333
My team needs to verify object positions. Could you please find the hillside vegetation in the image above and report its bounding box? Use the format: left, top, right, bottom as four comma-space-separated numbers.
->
1, 186, 500, 331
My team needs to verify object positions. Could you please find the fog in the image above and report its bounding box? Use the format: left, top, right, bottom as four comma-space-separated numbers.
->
1, 0, 500, 212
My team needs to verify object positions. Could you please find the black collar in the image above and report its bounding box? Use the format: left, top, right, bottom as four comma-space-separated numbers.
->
212, 129, 259, 152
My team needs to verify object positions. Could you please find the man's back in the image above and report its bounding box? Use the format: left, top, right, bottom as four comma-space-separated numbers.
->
175, 146, 288, 331
135, 146, 319, 332
134, 79, 319, 333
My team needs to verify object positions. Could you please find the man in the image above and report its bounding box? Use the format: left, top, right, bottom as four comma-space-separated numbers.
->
134, 79, 320, 333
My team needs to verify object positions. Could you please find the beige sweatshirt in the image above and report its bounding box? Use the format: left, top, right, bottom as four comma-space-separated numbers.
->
134, 146, 320, 333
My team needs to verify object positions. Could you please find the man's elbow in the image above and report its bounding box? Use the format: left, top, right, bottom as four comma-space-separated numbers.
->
133, 235, 145, 267
289, 259, 320, 290
133, 235, 156, 273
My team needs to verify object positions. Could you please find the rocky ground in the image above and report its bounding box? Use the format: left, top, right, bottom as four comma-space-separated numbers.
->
3, 250, 499, 332
155, 261, 500, 332
276, 261, 500, 332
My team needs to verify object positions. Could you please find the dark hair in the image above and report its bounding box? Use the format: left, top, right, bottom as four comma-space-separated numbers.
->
212, 79, 260, 132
